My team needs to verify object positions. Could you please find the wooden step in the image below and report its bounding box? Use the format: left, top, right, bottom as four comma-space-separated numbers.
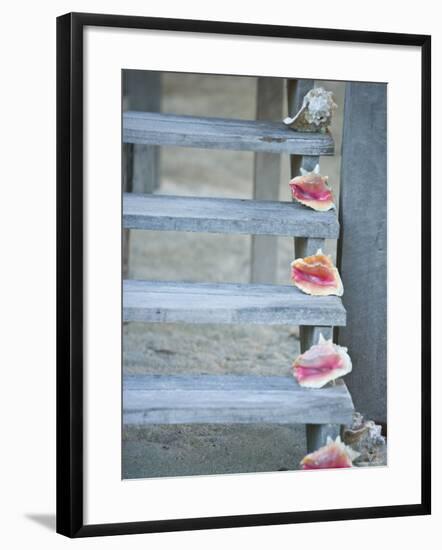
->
123, 374, 354, 425
123, 111, 334, 155
123, 193, 339, 239
123, 280, 346, 326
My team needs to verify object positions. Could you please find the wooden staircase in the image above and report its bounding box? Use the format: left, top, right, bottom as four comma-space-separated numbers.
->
122, 81, 354, 455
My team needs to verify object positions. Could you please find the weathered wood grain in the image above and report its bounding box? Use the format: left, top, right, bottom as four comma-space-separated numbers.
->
123, 111, 335, 155
123, 193, 339, 239
337, 82, 387, 423
123, 280, 346, 326
123, 375, 354, 425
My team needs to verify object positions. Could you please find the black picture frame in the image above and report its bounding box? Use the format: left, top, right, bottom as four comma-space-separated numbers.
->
56, 12, 431, 538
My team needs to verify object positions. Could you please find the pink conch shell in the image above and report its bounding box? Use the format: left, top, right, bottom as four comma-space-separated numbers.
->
289, 164, 335, 211
291, 249, 343, 296
300, 436, 359, 470
293, 333, 352, 388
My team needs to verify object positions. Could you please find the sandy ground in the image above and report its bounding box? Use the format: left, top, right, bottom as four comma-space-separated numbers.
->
123, 73, 346, 479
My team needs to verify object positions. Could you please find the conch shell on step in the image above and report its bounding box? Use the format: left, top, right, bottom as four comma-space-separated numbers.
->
289, 164, 335, 211
300, 436, 359, 470
283, 87, 337, 133
291, 249, 343, 296
293, 333, 352, 388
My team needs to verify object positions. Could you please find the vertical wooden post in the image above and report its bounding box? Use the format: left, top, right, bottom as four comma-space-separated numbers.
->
336, 82, 387, 424
294, 231, 340, 452
286, 78, 315, 260
301, 326, 341, 453
123, 70, 161, 193
287, 79, 341, 452
122, 142, 133, 279
287, 79, 315, 184
250, 77, 283, 283
122, 71, 161, 279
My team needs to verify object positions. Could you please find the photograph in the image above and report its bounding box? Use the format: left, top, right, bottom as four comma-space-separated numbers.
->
121, 70, 387, 479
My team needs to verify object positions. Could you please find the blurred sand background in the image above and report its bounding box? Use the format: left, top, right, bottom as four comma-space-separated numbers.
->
123, 73, 345, 479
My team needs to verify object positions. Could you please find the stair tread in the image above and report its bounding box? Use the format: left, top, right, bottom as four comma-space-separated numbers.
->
123, 193, 339, 238
123, 111, 334, 155
123, 280, 346, 326
123, 374, 354, 425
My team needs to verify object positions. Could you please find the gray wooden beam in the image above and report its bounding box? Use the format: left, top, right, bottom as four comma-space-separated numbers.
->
123, 193, 340, 238
123, 375, 354, 425
123, 112, 335, 156
123, 280, 347, 326
251, 77, 284, 283
286, 80, 346, 450
298, 325, 347, 452
336, 82, 387, 424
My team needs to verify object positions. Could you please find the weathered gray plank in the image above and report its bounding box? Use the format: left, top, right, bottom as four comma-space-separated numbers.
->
337, 82, 387, 423
123, 111, 335, 155
123, 280, 346, 326
123, 375, 354, 425
251, 78, 284, 283
123, 193, 339, 239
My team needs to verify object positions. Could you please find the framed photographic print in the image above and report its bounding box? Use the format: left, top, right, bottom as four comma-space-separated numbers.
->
56, 12, 431, 537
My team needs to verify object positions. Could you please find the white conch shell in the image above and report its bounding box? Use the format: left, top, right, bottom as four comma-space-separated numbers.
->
284, 87, 337, 132
293, 333, 352, 388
